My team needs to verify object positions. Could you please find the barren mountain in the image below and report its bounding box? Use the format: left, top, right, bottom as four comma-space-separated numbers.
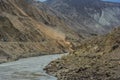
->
0, 0, 75, 63
0, 0, 120, 79
46, 0, 120, 35
44, 0, 120, 79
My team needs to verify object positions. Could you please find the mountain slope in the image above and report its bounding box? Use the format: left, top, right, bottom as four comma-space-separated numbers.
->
0, 0, 73, 63
46, 0, 120, 35
45, 27, 120, 80
32, 1, 81, 42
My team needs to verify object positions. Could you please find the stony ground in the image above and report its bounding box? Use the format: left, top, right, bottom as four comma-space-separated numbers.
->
45, 28, 120, 80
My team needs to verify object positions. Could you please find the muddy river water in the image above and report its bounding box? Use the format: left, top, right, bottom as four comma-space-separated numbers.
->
0, 54, 66, 80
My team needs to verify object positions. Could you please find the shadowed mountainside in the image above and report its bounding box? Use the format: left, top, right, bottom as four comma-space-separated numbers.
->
46, 0, 120, 36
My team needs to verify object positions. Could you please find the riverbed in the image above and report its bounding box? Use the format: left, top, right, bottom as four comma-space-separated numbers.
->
0, 54, 66, 80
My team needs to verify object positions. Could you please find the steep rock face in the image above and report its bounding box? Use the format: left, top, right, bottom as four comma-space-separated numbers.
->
45, 27, 120, 80
0, 0, 73, 63
46, 0, 120, 35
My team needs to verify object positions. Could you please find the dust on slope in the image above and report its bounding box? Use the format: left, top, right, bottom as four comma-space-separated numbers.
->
0, 0, 71, 63
13, 0, 80, 42
45, 27, 120, 80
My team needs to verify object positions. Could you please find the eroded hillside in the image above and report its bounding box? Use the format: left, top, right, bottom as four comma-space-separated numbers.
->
45, 27, 120, 80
